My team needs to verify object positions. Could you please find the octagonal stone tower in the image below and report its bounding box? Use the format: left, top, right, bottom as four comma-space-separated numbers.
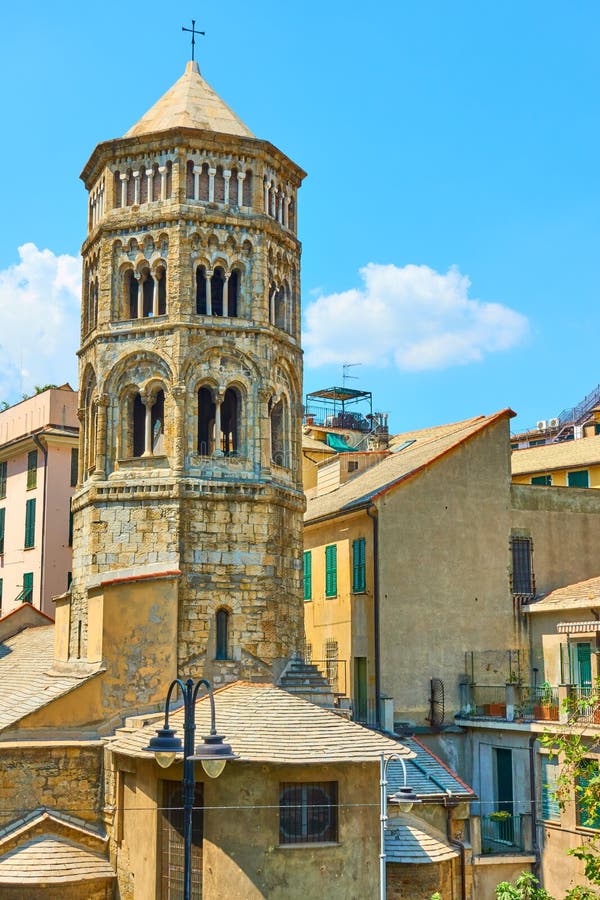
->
71, 62, 306, 683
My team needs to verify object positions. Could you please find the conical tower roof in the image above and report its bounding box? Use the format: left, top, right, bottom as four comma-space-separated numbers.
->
124, 61, 254, 139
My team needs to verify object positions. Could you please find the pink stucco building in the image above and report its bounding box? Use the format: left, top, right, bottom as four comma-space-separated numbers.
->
0, 385, 78, 616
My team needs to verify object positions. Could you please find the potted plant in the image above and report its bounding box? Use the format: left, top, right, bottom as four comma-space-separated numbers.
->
534, 681, 558, 721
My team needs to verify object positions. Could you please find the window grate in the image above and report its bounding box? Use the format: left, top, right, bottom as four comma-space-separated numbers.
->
511, 537, 534, 595
279, 782, 338, 844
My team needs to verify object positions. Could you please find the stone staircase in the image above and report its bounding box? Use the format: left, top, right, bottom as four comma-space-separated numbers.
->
277, 653, 337, 709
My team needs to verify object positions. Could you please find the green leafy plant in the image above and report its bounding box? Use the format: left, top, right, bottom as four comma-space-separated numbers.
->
495, 872, 552, 899
490, 809, 511, 821
539, 681, 554, 706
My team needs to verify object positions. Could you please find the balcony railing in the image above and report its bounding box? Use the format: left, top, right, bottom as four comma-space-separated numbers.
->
569, 685, 600, 724
462, 684, 560, 721
481, 813, 527, 853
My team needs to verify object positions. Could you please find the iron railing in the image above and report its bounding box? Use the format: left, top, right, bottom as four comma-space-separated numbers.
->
569, 685, 600, 724
471, 685, 507, 717
481, 814, 526, 853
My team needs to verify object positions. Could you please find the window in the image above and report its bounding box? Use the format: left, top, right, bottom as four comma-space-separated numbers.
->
160, 781, 203, 897
0, 507, 4, 555
324, 639, 339, 692
568, 469, 590, 488
70, 448, 79, 487
22, 572, 33, 603
352, 538, 366, 593
0, 577, 2, 613
67, 571, 72, 589
0, 461, 6, 498
303, 551, 312, 601
279, 782, 338, 845
270, 397, 287, 467
511, 536, 534, 595
215, 608, 229, 660
348, 460, 358, 472
68, 506, 74, 547
27, 449, 37, 490
531, 474, 552, 486
325, 544, 337, 597
541, 756, 560, 822
576, 761, 600, 830
24, 498, 36, 548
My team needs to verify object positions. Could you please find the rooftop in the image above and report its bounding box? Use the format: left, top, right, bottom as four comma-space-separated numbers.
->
512, 433, 600, 475
124, 61, 254, 139
524, 574, 600, 614
306, 410, 513, 523
109, 680, 414, 764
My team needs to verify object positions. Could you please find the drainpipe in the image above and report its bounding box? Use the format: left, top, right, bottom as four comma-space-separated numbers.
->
529, 734, 541, 878
32, 432, 48, 610
367, 504, 381, 728
446, 801, 467, 900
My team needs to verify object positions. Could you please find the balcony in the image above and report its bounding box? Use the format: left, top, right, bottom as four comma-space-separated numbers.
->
459, 682, 560, 723
480, 813, 530, 854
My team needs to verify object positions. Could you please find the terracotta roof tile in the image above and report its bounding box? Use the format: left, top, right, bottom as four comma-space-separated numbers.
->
512, 435, 600, 475
525, 574, 600, 613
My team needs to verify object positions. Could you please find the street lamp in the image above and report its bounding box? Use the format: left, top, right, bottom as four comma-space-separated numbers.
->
379, 751, 421, 900
145, 677, 238, 900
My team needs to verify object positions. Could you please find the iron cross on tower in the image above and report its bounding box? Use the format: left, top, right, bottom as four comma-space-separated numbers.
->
182, 19, 205, 62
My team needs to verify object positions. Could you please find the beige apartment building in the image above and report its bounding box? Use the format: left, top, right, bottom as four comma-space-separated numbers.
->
0, 385, 78, 615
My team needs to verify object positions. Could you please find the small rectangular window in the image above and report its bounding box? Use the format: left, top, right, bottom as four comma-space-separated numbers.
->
0, 461, 6, 499
68, 507, 74, 547
279, 782, 338, 845
27, 449, 38, 490
568, 470, 590, 488
67, 571, 72, 589
531, 474, 552, 486
24, 498, 36, 549
325, 545, 337, 598
511, 537, 534, 595
70, 448, 79, 487
324, 639, 339, 692
0, 577, 3, 613
0, 507, 4, 555
22, 572, 33, 603
352, 537, 366, 592
303, 551, 312, 601
541, 756, 560, 822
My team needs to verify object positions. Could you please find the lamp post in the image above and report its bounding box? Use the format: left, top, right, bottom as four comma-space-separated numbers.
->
145, 678, 238, 900
379, 751, 421, 900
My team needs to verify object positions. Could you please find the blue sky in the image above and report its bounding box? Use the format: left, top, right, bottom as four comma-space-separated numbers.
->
1, 1, 599, 433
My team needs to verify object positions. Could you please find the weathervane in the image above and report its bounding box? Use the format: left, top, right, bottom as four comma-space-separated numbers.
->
182, 19, 205, 62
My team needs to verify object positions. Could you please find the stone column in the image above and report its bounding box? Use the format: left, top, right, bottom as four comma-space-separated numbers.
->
93, 394, 109, 480
208, 167, 216, 202
133, 170, 140, 205
222, 274, 230, 317
193, 165, 202, 200
205, 271, 212, 315
237, 172, 244, 206
172, 384, 187, 472
270, 286, 277, 325
120, 173, 128, 208
284, 196, 290, 228
264, 180, 271, 213
152, 272, 160, 317
223, 169, 231, 205
142, 392, 153, 456
136, 273, 144, 319
158, 165, 167, 200
213, 391, 224, 456
277, 192, 283, 223
146, 167, 154, 202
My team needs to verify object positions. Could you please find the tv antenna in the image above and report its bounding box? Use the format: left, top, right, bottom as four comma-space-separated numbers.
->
342, 362, 361, 387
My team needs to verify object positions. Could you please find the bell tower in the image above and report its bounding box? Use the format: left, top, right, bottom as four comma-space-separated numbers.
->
71, 61, 306, 684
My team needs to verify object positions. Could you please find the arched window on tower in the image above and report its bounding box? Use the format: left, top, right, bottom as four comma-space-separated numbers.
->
211, 267, 226, 317
270, 396, 288, 467
215, 608, 230, 660
196, 266, 207, 314
133, 393, 146, 457
198, 387, 216, 455
220, 388, 240, 456
215, 166, 225, 203
114, 171, 121, 208
274, 285, 287, 331
142, 267, 154, 318
156, 265, 167, 316
186, 160, 195, 199
228, 269, 240, 318
125, 270, 138, 319
243, 169, 252, 207
152, 390, 164, 454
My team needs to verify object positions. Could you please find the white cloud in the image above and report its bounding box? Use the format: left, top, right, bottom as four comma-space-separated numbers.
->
303, 263, 529, 371
0, 244, 80, 403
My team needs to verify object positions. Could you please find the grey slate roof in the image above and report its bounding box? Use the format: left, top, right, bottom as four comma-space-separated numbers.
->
0, 626, 95, 733
385, 819, 459, 864
109, 681, 414, 764
0, 837, 115, 885
392, 736, 475, 800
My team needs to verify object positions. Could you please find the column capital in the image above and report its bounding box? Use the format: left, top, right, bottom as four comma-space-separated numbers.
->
145, 167, 154, 176
193, 164, 203, 174
77, 407, 86, 422
96, 393, 110, 408
223, 169, 231, 178
172, 384, 187, 401
132, 170, 140, 178
208, 166, 217, 176
158, 165, 167, 174
120, 173, 128, 182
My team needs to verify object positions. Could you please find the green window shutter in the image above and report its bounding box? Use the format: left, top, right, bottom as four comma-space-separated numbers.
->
352, 537, 366, 592
24, 498, 36, 548
27, 449, 38, 490
568, 469, 590, 488
576, 762, 600, 830
22, 572, 33, 603
303, 551, 312, 601
531, 475, 552, 486
0, 461, 6, 498
0, 507, 4, 555
541, 757, 560, 822
325, 545, 337, 597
